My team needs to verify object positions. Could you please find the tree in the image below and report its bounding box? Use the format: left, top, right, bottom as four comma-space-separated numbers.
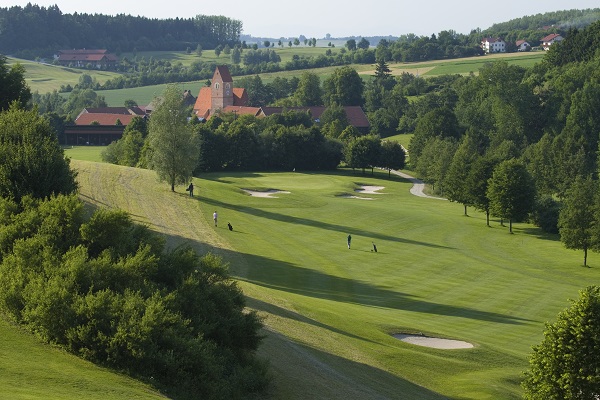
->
147, 85, 200, 192
379, 140, 406, 177
558, 175, 596, 266
263, 40, 270, 48
444, 134, 480, 215
195, 44, 203, 56
357, 37, 370, 50
293, 38, 300, 46
346, 39, 357, 51
344, 135, 381, 174
0, 105, 77, 201
523, 286, 600, 399
0, 55, 31, 111
466, 156, 496, 226
487, 159, 536, 233
323, 66, 364, 107
214, 45, 223, 57
231, 46, 241, 64
294, 71, 322, 106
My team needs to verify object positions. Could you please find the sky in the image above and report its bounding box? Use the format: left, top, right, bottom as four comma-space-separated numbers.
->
4, 0, 600, 38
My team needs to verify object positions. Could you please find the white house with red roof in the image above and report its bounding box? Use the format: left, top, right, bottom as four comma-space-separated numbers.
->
516, 40, 531, 52
481, 37, 506, 53
541, 33, 564, 50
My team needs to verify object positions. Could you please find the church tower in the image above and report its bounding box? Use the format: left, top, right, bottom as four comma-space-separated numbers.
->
211, 65, 234, 112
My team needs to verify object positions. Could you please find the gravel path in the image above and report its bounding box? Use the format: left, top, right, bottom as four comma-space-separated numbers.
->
390, 170, 447, 200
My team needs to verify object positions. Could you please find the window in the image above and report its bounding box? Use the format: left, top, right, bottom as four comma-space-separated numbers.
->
215, 83, 220, 89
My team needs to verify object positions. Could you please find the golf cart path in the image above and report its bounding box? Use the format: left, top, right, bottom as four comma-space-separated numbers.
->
391, 169, 447, 200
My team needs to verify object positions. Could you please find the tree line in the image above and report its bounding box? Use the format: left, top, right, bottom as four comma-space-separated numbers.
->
0, 4, 242, 58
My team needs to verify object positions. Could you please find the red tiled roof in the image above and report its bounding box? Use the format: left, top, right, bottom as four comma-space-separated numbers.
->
192, 87, 212, 118
57, 49, 117, 63
75, 113, 135, 126
233, 88, 248, 106
541, 33, 562, 42
222, 106, 264, 117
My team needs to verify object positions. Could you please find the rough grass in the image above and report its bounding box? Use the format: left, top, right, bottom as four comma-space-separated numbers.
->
23, 157, 595, 399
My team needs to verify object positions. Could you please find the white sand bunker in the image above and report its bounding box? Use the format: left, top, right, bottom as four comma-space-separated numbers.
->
355, 185, 385, 194
242, 189, 290, 198
393, 334, 473, 349
337, 194, 374, 200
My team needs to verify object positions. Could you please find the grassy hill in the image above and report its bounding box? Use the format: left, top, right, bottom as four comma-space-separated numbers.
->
29, 151, 595, 399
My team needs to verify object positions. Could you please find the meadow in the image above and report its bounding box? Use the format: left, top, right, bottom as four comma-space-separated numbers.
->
13, 49, 545, 106
47, 146, 600, 398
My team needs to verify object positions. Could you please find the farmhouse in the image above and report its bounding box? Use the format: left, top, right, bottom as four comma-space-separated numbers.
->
55, 49, 118, 69
193, 65, 370, 131
481, 37, 506, 53
64, 107, 149, 145
541, 33, 564, 50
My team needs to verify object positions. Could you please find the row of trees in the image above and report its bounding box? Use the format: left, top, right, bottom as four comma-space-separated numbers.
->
101, 88, 406, 181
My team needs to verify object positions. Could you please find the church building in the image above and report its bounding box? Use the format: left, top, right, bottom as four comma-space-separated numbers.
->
193, 65, 370, 131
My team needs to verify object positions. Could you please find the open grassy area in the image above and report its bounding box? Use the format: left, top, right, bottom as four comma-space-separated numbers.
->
63, 146, 105, 162
7, 57, 122, 94
16, 157, 593, 399
18, 50, 545, 103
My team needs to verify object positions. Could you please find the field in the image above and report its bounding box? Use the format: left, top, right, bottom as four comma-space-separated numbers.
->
13, 49, 545, 106
30, 146, 596, 399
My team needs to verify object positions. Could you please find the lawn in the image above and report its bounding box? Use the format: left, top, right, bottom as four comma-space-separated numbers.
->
33, 158, 598, 399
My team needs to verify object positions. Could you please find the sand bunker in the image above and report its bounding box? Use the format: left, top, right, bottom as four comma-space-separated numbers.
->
355, 186, 385, 194
393, 334, 473, 349
337, 194, 374, 200
242, 189, 290, 198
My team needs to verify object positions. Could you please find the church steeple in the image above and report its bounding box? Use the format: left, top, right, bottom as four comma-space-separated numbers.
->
211, 65, 234, 111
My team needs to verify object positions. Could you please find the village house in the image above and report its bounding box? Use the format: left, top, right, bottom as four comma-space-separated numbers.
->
55, 49, 118, 69
541, 33, 564, 50
481, 37, 506, 53
516, 40, 531, 52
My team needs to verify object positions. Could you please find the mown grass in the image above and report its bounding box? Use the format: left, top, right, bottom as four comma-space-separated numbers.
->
31, 156, 598, 399
0, 318, 165, 399
64, 146, 105, 162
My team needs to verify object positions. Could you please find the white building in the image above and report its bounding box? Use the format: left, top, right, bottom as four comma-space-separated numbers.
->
481, 37, 506, 53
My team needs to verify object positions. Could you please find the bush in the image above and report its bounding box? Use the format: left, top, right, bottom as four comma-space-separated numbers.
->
0, 195, 268, 399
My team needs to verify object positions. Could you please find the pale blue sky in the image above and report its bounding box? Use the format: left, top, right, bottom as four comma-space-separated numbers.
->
4, 0, 599, 38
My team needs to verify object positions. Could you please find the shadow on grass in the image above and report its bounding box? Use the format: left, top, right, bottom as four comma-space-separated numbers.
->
247, 297, 380, 346
196, 195, 452, 250
260, 328, 449, 400
231, 250, 531, 326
